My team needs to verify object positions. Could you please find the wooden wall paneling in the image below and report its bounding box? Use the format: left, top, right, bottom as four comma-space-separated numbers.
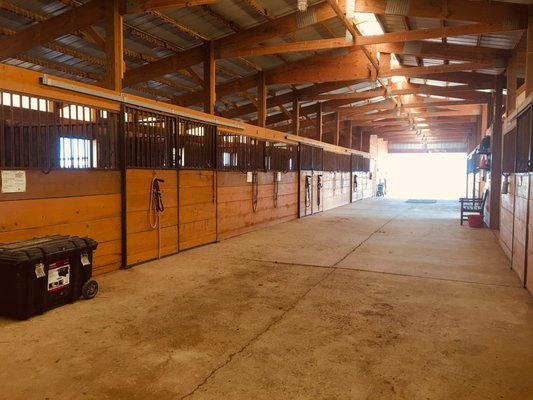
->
500, 175, 515, 260
527, 175, 533, 294
217, 171, 298, 240
126, 169, 178, 265
0, 170, 122, 275
179, 170, 217, 250
322, 172, 351, 211
512, 175, 529, 284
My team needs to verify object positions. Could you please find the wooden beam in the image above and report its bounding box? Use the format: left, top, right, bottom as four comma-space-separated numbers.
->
354, 0, 527, 27
123, 47, 204, 88
244, 0, 274, 21
257, 71, 267, 127
334, 99, 396, 115
507, 51, 518, 114
104, 0, 123, 92
174, 75, 257, 107
82, 26, 106, 48
490, 74, 504, 229
349, 122, 353, 149
219, 81, 358, 119
266, 48, 369, 85
334, 112, 340, 146
412, 72, 496, 87
123, 2, 337, 87
377, 41, 508, 64
349, 109, 481, 122
317, 102, 323, 142
336, 99, 487, 116
379, 62, 498, 79
0, 0, 105, 61
292, 91, 300, 135
218, 37, 353, 59
526, 16, 533, 97
354, 23, 525, 47
203, 41, 216, 114
124, 0, 220, 14
308, 83, 492, 101
355, 116, 478, 127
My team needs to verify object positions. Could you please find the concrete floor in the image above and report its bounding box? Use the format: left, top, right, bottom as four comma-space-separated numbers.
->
1, 199, 533, 400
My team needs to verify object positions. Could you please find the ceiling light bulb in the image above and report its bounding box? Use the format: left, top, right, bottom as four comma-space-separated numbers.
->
297, 0, 308, 12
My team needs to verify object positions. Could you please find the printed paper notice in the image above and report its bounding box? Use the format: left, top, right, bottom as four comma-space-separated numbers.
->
1, 170, 26, 193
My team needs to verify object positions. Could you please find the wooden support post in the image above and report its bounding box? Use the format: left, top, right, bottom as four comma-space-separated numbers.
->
349, 122, 354, 149
257, 71, 267, 127
292, 90, 300, 135
380, 52, 391, 69
334, 112, 340, 146
490, 74, 504, 229
527, 15, 533, 97
507, 51, 518, 115
203, 40, 216, 114
104, 0, 123, 91
316, 102, 323, 141
481, 104, 488, 141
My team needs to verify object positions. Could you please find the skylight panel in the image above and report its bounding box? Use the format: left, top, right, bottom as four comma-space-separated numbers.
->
354, 13, 384, 36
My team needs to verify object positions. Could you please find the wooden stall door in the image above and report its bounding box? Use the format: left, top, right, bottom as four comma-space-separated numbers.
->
300, 171, 313, 217
512, 175, 529, 285
179, 170, 217, 250
313, 173, 323, 214
499, 175, 515, 260
527, 177, 533, 295
126, 170, 179, 266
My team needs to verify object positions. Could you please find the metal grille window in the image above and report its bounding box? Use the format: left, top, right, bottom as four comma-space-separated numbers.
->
503, 128, 516, 174
300, 144, 313, 170
179, 118, 216, 169
216, 131, 266, 171
268, 143, 297, 172
337, 154, 351, 172
312, 146, 323, 171
352, 154, 362, 172
124, 106, 177, 169
362, 157, 371, 172
516, 105, 531, 173
323, 151, 337, 171
0, 90, 118, 169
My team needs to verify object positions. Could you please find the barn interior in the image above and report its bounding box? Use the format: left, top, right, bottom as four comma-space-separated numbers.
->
1, 0, 533, 398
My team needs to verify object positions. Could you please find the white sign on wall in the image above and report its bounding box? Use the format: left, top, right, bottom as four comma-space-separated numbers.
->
1, 170, 26, 193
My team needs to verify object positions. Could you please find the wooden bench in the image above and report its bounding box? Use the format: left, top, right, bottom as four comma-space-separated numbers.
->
459, 190, 488, 225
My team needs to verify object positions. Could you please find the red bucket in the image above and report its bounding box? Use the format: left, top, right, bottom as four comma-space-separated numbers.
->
468, 214, 484, 228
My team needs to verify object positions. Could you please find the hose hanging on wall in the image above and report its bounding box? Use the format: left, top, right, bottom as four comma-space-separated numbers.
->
149, 176, 165, 259
252, 172, 259, 213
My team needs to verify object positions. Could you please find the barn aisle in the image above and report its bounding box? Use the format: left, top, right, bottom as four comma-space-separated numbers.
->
1, 199, 532, 400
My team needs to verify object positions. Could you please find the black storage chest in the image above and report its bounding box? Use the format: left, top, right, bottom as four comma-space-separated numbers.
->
0, 235, 98, 320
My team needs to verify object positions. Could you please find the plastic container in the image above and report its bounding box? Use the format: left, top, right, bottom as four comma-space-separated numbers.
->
0, 235, 98, 320
467, 215, 484, 228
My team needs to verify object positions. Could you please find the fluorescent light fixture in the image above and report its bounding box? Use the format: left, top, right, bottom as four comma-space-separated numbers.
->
284, 134, 370, 157
41, 75, 244, 131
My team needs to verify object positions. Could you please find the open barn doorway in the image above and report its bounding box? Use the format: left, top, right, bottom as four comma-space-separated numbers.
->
378, 153, 467, 200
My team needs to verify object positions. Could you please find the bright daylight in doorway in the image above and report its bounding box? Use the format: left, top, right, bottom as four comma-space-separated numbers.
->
379, 153, 467, 200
